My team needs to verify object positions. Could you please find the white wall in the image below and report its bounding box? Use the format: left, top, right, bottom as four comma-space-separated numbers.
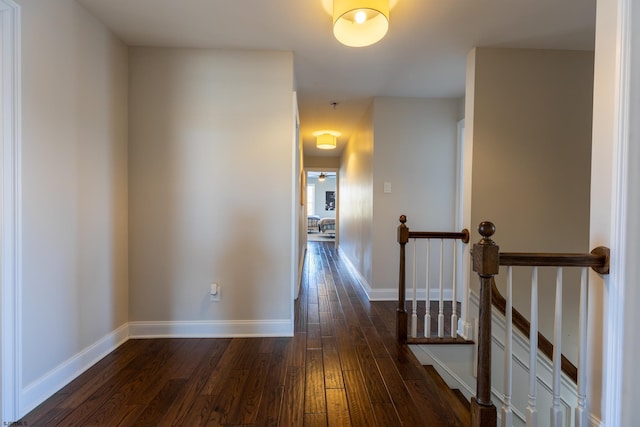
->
371, 97, 459, 296
128, 48, 295, 333
339, 104, 375, 287
466, 47, 594, 363
17, 0, 129, 410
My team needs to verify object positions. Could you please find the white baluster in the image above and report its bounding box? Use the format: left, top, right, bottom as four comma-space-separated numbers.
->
451, 240, 458, 338
550, 268, 563, 427
438, 239, 445, 338
411, 239, 417, 338
459, 246, 472, 339
526, 267, 538, 427
575, 267, 588, 427
502, 266, 514, 427
424, 239, 431, 338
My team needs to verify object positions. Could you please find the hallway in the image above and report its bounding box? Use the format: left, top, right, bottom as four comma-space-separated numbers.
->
19, 242, 469, 426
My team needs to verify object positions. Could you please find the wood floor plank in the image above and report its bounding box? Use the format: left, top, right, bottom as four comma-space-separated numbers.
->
177, 395, 215, 426
322, 336, 344, 389
169, 338, 210, 379
375, 358, 428, 426
326, 388, 351, 426
231, 351, 272, 425
304, 412, 328, 426
201, 338, 248, 396
342, 369, 378, 427
319, 310, 334, 337
287, 332, 307, 368
131, 378, 186, 425
55, 365, 144, 426
75, 369, 149, 426
304, 349, 327, 414
280, 367, 305, 427
308, 302, 320, 323
164, 339, 231, 424
405, 378, 469, 427
57, 339, 159, 410
307, 322, 322, 349
255, 338, 290, 425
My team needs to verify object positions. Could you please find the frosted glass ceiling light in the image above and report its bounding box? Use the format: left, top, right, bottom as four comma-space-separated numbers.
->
333, 0, 390, 47
313, 130, 341, 149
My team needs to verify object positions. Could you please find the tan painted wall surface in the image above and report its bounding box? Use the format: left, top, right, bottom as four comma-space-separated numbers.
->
372, 97, 459, 295
128, 47, 295, 325
339, 104, 375, 286
18, 0, 129, 385
468, 47, 594, 362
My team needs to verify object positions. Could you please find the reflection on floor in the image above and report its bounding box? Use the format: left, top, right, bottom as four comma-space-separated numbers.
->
307, 232, 335, 242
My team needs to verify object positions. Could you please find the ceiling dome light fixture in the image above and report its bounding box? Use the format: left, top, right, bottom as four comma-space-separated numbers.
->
313, 130, 341, 150
333, 0, 390, 47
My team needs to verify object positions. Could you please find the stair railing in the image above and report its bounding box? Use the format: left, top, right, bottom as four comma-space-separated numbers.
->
397, 215, 470, 342
471, 221, 609, 427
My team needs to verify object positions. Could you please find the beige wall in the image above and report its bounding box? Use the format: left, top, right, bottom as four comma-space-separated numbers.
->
18, 0, 129, 387
371, 97, 459, 296
339, 104, 375, 286
470, 48, 593, 253
128, 48, 295, 328
338, 97, 459, 297
467, 47, 594, 362
304, 155, 341, 170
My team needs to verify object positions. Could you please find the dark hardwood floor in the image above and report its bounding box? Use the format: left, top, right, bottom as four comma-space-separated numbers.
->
19, 241, 469, 426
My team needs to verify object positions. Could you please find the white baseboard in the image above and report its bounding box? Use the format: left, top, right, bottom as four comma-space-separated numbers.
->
368, 288, 455, 302
338, 249, 375, 298
295, 246, 307, 300
337, 250, 456, 302
20, 323, 129, 416
128, 319, 293, 338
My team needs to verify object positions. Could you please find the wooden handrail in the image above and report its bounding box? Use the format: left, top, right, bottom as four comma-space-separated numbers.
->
499, 248, 609, 273
409, 229, 470, 243
396, 215, 470, 343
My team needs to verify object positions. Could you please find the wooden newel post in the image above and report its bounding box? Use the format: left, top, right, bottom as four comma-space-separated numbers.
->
397, 215, 410, 342
471, 221, 499, 427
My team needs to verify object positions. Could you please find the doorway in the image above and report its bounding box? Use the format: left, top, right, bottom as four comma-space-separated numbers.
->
305, 169, 338, 245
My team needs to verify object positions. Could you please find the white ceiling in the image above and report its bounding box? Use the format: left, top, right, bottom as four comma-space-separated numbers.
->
77, 0, 596, 157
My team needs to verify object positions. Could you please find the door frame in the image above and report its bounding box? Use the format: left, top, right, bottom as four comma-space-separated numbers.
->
1, 0, 22, 422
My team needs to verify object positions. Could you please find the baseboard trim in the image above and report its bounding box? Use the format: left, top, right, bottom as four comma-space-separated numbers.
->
337, 251, 455, 302
368, 288, 455, 302
337, 249, 374, 299
128, 319, 293, 338
20, 323, 129, 416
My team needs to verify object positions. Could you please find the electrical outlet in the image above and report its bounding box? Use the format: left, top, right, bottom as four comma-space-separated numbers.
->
210, 283, 220, 301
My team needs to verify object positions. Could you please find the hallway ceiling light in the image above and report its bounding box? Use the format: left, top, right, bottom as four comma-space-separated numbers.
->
333, 0, 390, 47
313, 130, 341, 149
319, 173, 327, 182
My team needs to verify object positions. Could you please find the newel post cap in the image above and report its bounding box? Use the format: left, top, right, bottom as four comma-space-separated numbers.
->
398, 215, 409, 244
472, 221, 500, 276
